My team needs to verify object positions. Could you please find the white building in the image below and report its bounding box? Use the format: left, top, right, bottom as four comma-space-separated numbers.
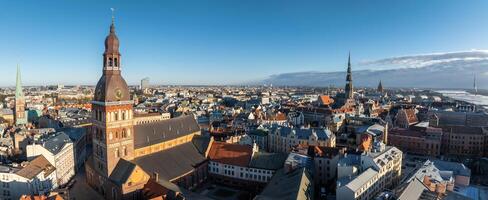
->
0, 155, 57, 200
207, 142, 286, 188
336, 144, 402, 200
26, 132, 75, 186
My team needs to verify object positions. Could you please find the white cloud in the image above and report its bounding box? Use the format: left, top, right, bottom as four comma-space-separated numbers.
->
357, 50, 488, 70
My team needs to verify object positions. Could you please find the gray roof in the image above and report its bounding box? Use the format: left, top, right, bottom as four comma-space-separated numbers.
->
59, 127, 86, 142
134, 142, 206, 181
275, 126, 333, 140
191, 135, 211, 155
432, 160, 471, 177
134, 114, 200, 149
40, 132, 72, 155
398, 178, 437, 200
109, 158, 137, 186
338, 168, 377, 191
254, 168, 313, 200
249, 152, 287, 170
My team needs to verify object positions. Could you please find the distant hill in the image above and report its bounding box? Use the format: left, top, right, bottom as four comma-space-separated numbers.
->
260, 50, 488, 89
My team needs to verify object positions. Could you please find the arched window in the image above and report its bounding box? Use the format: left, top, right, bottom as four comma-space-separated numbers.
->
123, 146, 127, 156
122, 129, 127, 138
114, 58, 118, 67
115, 148, 119, 158
108, 58, 113, 66
115, 132, 119, 139
122, 111, 126, 120
114, 112, 118, 121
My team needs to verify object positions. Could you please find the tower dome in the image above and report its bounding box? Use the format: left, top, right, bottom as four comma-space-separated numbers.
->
94, 20, 129, 102
104, 23, 120, 54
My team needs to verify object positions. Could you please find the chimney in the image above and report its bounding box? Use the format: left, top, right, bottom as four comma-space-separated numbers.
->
153, 172, 159, 181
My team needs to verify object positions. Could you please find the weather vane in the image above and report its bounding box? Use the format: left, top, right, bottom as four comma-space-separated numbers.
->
111, 8, 115, 24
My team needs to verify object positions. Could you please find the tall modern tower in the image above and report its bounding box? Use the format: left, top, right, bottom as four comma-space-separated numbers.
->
91, 19, 135, 178
345, 52, 354, 99
14, 65, 27, 126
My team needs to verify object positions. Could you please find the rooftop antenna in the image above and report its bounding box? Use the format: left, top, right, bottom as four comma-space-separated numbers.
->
474, 74, 478, 96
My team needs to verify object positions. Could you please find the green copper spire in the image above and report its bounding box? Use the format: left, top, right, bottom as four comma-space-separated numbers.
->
15, 65, 24, 98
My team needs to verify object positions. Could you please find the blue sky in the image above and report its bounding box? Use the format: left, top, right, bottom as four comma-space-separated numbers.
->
0, 0, 488, 86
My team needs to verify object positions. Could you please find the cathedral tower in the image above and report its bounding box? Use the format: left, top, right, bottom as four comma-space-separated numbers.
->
92, 19, 135, 177
14, 65, 27, 126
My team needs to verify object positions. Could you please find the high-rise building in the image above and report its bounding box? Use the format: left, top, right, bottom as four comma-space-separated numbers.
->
140, 77, 149, 90
14, 65, 27, 126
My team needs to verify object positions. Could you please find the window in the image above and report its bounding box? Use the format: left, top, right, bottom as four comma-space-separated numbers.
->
115, 148, 119, 158
109, 58, 113, 66
123, 146, 127, 156
122, 129, 127, 138
114, 58, 118, 67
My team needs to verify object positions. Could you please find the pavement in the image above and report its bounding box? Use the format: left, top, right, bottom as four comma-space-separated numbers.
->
66, 169, 104, 200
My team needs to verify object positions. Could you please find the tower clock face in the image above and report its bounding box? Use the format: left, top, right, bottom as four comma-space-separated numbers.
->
115, 88, 123, 100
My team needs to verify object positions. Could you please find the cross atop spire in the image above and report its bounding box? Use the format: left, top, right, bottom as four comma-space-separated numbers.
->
109, 8, 116, 34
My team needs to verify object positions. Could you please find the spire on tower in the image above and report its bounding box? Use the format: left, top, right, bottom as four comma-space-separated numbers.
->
348, 51, 351, 67
16, 64, 24, 98
345, 52, 354, 99
378, 80, 384, 93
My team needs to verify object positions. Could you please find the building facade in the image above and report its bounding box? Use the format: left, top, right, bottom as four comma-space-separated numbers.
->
267, 126, 336, 153
337, 145, 403, 200
26, 132, 75, 186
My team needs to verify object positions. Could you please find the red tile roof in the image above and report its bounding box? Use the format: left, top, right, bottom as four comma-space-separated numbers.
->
208, 141, 252, 167
319, 95, 334, 105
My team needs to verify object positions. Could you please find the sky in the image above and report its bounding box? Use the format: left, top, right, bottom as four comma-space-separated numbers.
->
0, 0, 488, 86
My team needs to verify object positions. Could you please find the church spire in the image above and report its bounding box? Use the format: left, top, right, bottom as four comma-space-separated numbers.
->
14, 65, 27, 125
345, 52, 353, 99
103, 10, 121, 73
15, 64, 24, 98
377, 80, 384, 93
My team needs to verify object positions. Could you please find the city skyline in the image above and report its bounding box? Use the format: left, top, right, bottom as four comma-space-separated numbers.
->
1, 1, 488, 86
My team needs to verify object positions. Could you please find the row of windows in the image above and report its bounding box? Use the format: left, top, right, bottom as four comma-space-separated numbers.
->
107, 57, 119, 67
114, 146, 129, 158
94, 109, 132, 122
210, 166, 272, 182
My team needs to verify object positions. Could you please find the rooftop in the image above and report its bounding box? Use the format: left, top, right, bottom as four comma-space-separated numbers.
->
16, 155, 55, 180
249, 152, 287, 170
134, 114, 200, 149
255, 168, 313, 200
208, 141, 253, 167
